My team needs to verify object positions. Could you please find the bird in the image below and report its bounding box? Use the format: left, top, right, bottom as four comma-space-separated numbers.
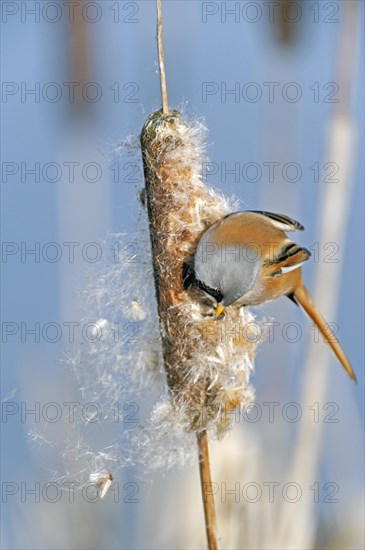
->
191, 210, 356, 382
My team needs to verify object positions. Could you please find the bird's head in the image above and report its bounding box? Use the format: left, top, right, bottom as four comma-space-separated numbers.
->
193, 226, 260, 316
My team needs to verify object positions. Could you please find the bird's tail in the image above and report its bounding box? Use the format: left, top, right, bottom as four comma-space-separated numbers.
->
292, 284, 357, 382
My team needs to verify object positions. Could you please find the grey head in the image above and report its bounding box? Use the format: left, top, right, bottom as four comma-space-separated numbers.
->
194, 227, 260, 307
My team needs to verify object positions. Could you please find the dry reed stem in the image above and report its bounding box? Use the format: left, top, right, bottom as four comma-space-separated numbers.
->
197, 430, 218, 550
153, 4, 217, 547
140, 109, 255, 549
141, 4, 257, 547
274, 3, 359, 547
156, 0, 169, 114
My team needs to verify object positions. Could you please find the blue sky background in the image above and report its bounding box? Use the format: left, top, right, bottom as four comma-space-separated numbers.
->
1, 1, 364, 549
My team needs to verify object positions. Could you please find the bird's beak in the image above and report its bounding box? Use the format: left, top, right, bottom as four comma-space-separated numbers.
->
215, 304, 225, 317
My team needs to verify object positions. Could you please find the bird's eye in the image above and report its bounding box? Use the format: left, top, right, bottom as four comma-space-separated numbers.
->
214, 288, 223, 302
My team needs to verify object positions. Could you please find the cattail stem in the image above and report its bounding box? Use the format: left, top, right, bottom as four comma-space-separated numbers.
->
156, 0, 169, 115
197, 431, 218, 550
140, 3, 256, 548
141, 108, 222, 550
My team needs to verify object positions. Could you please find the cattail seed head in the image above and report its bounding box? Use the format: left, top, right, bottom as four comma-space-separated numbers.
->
141, 109, 257, 435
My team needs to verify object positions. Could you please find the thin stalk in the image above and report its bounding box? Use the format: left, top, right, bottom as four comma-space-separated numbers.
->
156, 0, 169, 114
197, 431, 218, 550
153, 3, 219, 548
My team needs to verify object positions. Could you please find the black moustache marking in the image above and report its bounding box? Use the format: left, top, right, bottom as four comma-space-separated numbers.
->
182, 262, 223, 303
196, 279, 223, 303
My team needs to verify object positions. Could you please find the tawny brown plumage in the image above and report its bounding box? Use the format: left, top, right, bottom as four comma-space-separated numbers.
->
193, 211, 356, 382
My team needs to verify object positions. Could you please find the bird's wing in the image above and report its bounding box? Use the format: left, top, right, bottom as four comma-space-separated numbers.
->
264, 243, 311, 276
247, 211, 304, 231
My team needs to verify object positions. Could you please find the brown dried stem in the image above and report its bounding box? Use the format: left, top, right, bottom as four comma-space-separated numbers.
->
197, 430, 218, 550
156, 0, 169, 115
140, 109, 222, 550
140, 4, 256, 547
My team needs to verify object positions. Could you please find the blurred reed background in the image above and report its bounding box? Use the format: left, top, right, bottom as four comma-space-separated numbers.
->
1, 1, 364, 549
